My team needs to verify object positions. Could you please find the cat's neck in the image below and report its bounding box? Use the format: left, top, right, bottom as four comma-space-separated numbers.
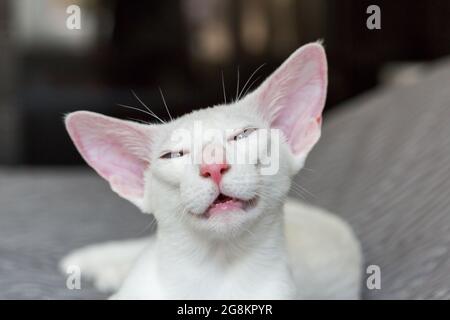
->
158, 208, 286, 263
154, 206, 294, 298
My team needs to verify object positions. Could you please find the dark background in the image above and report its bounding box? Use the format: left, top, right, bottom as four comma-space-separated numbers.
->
1, 0, 449, 165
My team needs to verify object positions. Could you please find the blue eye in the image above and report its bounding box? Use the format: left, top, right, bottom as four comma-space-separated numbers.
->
160, 150, 185, 159
232, 128, 257, 141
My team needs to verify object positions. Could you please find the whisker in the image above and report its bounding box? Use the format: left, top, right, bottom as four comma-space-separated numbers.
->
117, 103, 154, 117
235, 66, 240, 102
117, 103, 165, 124
131, 90, 152, 114
159, 87, 173, 121
138, 215, 158, 236
290, 181, 316, 199
289, 188, 315, 200
241, 75, 261, 98
131, 89, 166, 124
288, 188, 307, 200
301, 167, 316, 173
126, 117, 151, 125
238, 63, 266, 100
221, 70, 227, 104
252, 190, 286, 205
179, 207, 191, 225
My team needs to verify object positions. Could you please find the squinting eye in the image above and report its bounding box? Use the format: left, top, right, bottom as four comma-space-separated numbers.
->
232, 128, 257, 141
160, 150, 186, 159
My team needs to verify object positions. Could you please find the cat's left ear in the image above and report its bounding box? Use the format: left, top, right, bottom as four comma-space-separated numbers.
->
250, 42, 327, 172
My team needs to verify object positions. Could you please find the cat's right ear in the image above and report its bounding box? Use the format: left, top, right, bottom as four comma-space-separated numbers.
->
247, 42, 327, 172
65, 111, 154, 211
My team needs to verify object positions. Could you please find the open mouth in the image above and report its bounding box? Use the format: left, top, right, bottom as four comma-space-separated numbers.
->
203, 194, 258, 218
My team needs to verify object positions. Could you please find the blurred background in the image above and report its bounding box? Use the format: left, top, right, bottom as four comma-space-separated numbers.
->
1, 0, 450, 166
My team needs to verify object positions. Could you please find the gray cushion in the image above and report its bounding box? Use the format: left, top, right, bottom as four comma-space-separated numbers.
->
0, 169, 150, 299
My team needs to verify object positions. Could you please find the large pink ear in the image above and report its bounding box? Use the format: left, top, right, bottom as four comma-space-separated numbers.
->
65, 111, 154, 210
251, 43, 327, 170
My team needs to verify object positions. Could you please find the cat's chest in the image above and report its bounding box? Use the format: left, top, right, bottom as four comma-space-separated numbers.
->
117, 251, 294, 299
168, 264, 267, 298
164, 267, 293, 299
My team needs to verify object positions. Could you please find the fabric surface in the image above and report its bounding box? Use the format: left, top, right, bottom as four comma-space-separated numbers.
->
1, 58, 450, 299
0, 169, 151, 299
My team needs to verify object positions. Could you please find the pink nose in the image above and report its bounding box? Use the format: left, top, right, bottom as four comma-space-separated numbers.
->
200, 163, 229, 185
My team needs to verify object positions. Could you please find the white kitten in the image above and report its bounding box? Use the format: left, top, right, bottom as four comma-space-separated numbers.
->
60, 43, 362, 299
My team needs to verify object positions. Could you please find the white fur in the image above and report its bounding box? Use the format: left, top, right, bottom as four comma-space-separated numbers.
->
61, 43, 362, 299
60, 199, 361, 299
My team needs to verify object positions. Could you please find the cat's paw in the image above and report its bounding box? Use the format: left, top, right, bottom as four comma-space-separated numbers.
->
60, 238, 151, 293
59, 243, 132, 293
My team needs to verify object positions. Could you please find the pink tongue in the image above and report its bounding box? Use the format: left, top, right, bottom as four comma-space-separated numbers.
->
206, 199, 244, 217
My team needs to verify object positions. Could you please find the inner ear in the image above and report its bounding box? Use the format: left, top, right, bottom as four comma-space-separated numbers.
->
249, 42, 328, 168
65, 111, 154, 210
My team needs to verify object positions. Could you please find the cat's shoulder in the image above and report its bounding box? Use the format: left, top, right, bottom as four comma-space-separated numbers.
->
284, 198, 357, 242
283, 198, 362, 299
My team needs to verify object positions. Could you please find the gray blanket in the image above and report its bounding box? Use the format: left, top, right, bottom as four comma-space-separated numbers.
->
1, 57, 450, 299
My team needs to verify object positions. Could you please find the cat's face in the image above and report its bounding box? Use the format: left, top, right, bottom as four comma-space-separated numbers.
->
145, 101, 292, 238
65, 43, 327, 238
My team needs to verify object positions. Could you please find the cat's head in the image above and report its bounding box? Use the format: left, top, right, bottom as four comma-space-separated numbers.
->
65, 43, 327, 238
